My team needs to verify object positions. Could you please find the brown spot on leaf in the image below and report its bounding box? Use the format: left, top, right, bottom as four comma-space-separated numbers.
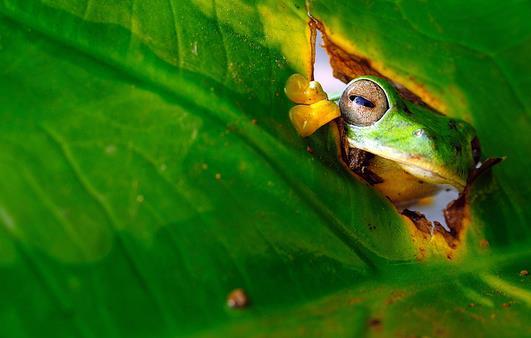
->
227, 288, 250, 309
306, 145, 314, 154
385, 290, 407, 305
480, 239, 490, 249
520, 270, 528, 277
348, 297, 365, 305
368, 318, 382, 330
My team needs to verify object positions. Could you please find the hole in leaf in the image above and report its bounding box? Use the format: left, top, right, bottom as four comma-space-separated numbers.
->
310, 25, 493, 247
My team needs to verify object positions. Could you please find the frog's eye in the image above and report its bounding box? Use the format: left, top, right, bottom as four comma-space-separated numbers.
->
339, 79, 388, 126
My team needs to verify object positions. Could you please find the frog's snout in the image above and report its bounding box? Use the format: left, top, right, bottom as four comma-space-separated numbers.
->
411, 128, 443, 153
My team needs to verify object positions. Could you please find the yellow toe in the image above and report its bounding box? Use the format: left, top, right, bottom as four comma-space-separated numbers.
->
285, 74, 328, 104
289, 100, 340, 137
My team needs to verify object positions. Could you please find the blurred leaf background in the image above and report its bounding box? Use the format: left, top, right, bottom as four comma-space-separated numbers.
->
0, 0, 529, 337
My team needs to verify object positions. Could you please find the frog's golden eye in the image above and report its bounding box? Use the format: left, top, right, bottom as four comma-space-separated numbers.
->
339, 79, 388, 126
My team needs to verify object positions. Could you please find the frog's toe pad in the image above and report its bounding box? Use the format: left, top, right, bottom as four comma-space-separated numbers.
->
289, 100, 340, 137
285, 74, 327, 104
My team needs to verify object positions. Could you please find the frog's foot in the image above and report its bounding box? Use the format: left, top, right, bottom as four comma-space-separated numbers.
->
289, 100, 341, 137
285, 73, 328, 104
284, 74, 340, 137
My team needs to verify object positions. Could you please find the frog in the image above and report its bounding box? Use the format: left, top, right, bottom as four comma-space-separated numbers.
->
284, 74, 483, 205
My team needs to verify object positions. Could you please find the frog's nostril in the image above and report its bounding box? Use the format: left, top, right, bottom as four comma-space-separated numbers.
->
471, 136, 481, 163
413, 128, 425, 137
413, 129, 438, 148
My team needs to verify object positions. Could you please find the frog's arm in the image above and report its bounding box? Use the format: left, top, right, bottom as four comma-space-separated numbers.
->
284, 74, 340, 137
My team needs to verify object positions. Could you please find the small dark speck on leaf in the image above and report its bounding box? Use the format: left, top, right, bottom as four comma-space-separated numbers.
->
480, 239, 490, 249
520, 270, 528, 277
502, 302, 511, 308
306, 145, 314, 154
368, 318, 382, 329
227, 288, 249, 309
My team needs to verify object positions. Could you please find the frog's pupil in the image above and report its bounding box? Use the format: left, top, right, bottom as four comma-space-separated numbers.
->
349, 95, 375, 108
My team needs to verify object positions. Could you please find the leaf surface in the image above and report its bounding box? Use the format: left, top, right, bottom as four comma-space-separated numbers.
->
0, 0, 529, 337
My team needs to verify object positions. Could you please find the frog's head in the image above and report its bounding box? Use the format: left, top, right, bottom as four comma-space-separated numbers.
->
340, 76, 480, 191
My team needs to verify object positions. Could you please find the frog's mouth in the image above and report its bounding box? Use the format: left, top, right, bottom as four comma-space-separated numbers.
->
346, 140, 468, 191
396, 161, 466, 191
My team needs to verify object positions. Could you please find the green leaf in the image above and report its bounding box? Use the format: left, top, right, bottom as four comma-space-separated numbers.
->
0, 0, 529, 337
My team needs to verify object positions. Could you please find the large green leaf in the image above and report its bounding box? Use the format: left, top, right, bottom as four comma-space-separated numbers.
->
0, 0, 529, 337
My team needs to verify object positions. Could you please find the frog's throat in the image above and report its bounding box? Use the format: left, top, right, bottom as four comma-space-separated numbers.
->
346, 140, 467, 191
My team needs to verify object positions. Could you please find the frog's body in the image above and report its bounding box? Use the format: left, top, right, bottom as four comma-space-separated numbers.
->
285, 74, 481, 204
340, 144, 440, 205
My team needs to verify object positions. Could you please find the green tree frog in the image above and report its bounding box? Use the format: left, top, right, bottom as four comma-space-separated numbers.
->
285, 74, 482, 204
